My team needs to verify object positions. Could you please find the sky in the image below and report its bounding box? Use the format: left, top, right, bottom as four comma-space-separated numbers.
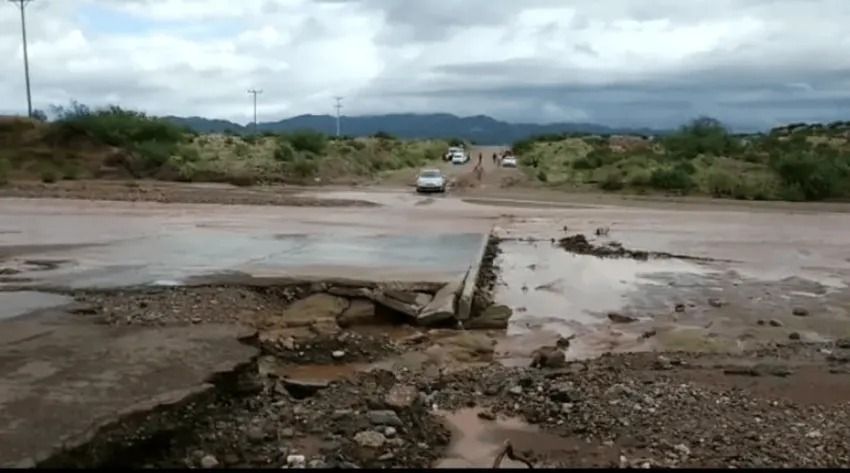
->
1, 0, 850, 130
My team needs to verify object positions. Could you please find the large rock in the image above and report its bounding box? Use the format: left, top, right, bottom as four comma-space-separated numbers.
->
277, 294, 349, 328
418, 281, 460, 326
354, 430, 386, 448
466, 304, 512, 329
385, 290, 432, 307
367, 410, 402, 427
530, 346, 566, 369
338, 299, 377, 327
328, 286, 374, 299
385, 384, 418, 410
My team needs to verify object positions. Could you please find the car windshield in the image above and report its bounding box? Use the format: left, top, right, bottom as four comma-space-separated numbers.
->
420, 171, 441, 178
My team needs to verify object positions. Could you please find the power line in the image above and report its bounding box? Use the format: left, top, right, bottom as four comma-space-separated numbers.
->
8, 0, 34, 118
334, 96, 343, 137
247, 89, 262, 135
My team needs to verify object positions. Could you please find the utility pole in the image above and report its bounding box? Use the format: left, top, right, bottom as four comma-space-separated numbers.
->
247, 89, 262, 135
334, 96, 343, 137
9, 0, 34, 118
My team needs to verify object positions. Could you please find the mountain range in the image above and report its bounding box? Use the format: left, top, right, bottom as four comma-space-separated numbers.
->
164, 113, 667, 144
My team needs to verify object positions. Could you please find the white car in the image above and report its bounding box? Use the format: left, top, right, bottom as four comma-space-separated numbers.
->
416, 169, 446, 193
451, 152, 469, 165
502, 156, 518, 168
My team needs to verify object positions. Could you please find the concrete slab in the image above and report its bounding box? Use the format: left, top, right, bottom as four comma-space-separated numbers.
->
0, 313, 257, 467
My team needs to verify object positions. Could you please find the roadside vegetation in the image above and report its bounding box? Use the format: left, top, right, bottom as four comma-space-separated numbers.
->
0, 103, 447, 186
516, 117, 850, 202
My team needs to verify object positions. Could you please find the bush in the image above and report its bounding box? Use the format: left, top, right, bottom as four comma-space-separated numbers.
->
663, 116, 739, 159
599, 172, 625, 191
49, 102, 184, 148
132, 140, 175, 169
234, 143, 250, 158
537, 170, 548, 182
61, 163, 80, 180
627, 169, 652, 187
447, 137, 465, 147
705, 170, 737, 197
274, 142, 295, 162
242, 135, 259, 145
649, 167, 695, 192
0, 158, 9, 185
771, 151, 848, 200
572, 157, 599, 170
40, 167, 58, 183
282, 130, 327, 154
290, 158, 318, 179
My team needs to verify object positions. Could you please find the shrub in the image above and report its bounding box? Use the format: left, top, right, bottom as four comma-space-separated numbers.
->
674, 160, 697, 174
290, 158, 319, 179
61, 163, 80, 180
40, 166, 58, 183
234, 143, 250, 158
224, 136, 234, 145
274, 142, 296, 162
49, 102, 184, 148
627, 169, 652, 187
649, 167, 695, 192
132, 140, 175, 169
663, 116, 739, 159
572, 157, 599, 170
447, 137, 465, 147
771, 151, 847, 201
242, 135, 259, 145
537, 170, 548, 182
599, 171, 625, 191
282, 130, 327, 154
0, 158, 9, 185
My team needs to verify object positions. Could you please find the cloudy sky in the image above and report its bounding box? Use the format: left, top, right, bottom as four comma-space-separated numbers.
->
2, 0, 849, 130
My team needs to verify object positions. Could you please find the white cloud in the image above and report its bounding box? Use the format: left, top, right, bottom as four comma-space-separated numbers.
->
1, 0, 849, 129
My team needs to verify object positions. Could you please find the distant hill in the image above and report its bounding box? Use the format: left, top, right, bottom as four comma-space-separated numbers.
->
164, 113, 666, 144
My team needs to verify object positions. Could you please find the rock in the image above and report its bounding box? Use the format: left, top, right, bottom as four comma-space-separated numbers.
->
608, 312, 637, 324
674, 443, 691, 457
385, 384, 418, 410
281, 378, 330, 397
384, 426, 397, 438
276, 294, 349, 328
508, 385, 523, 395
549, 382, 578, 402
757, 320, 766, 326
466, 304, 513, 329
246, 425, 266, 443
332, 350, 346, 360
367, 410, 402, 427
836, 339, 850, 349
200, 455, 219, 469
654, 355, 673, 370
308, 459, 326, 469
724, 366, 761, 377
418, 281, 460, 326
373, 292, 422, 318
674, 303, 686, 313
287, 455, 306, 467
792, 307, 810, 317
640, 330, 657, 340
223, 454, 240, 466
67, 303, 98, 315
556, 334, 575, 348
338, 299, 377, 327
477, 410, 496, 421
708, 298, 724, 308
789, 332, 801, 341
354, 430, 386, 448
281, 427, 295, 438
328, 286, 373, 298
768, 319, 783, 327
378, 453, 395, 462
806, 430, 823, 439
530, 346, 566, 369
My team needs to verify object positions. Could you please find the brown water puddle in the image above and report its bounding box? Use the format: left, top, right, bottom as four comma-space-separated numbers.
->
436, 408, 570, 468
258, 356, 367, 383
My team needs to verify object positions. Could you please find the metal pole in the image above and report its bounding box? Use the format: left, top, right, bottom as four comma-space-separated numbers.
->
248, 89, 262, 135
334, 96, 343, 137
9, 0, 33, 117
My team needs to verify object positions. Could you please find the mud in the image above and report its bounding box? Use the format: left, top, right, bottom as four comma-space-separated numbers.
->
558, 233, 716, 262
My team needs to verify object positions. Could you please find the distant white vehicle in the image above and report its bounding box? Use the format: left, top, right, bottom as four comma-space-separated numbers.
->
501, 156, 518, 168
444, 146, 465, 161
451, 152, 469, 165
416, 168, 446, 193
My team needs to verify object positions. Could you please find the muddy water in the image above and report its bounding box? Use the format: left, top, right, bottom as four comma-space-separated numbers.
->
2, 232, 484, 289
494, 240, 710, 333
0, 291, 72, 320
436, 408, 568, 468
